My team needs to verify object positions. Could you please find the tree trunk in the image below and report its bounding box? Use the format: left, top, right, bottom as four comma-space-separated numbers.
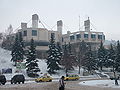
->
78, 65, 80, 74
100, 66, 102, 71
113, 71, 119, 85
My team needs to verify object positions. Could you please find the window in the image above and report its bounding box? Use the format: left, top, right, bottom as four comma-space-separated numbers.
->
32, 30, 37, 36
19, 32, 22, 37
98, 35, 102, 39
76, 34, 81, 39
70, 35, 74, 41
23, 30, 27, 36
84, 34, 88, 38
91, 34, 96, 39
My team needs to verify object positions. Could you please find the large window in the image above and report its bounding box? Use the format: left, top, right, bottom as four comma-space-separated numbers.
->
98, 35, 102, 39
32, 30, 37, 36
84, 34, 88, 38
76, 34, 81, 40
91, 34, 96, 39
70, 35, 74, 41
23, 30, 27, 36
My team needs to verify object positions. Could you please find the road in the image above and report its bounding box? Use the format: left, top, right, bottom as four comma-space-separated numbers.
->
0, 79, 120, 90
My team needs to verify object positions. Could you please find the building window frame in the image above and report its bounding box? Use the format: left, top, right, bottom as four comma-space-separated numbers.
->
32, 30, 37, 36
23, 30, 27, 36
76, 34, 81, 40
70, 35, 75, 41
91, 34, 96, 39
98, 35, 102, 40
84, 34, 88, 38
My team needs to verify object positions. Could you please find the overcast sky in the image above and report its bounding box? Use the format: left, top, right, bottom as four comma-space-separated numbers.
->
0, 0, 120, 40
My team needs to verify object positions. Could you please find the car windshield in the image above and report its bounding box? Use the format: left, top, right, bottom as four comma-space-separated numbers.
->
68, 75, 79, 77
40, 76, 50, 78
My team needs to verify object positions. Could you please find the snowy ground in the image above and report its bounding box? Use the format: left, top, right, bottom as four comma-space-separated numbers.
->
1, 47, 120, 89
79, 80, 120, 88
0, 47, 85, 80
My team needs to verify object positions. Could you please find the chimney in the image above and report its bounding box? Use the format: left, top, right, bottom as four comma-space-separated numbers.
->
57, 20, 63, 34
21, 23, 27, 29
32, 14, 39, 28
84, 17, 90, 31
57, 20, 63, 44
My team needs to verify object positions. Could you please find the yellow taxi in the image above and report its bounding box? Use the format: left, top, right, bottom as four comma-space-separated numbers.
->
35, 76, 52, 82
64, 74, 80, 81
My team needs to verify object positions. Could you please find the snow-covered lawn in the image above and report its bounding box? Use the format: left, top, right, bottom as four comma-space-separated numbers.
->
0, 47, 82, 80
0, 47, 105, 81
79, 80, 120, 88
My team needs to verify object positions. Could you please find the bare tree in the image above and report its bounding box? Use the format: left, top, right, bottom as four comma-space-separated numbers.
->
2, 24, 14, 50
5, 24, 13, 36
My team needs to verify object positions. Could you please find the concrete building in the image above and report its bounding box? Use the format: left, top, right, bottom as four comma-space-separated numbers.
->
17, 14, 62, 58
4, 14, 105, 58
62, 17, 105, 51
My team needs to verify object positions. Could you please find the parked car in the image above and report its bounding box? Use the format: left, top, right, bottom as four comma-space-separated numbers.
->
64, 74, 80, 81
11, 74, 25, 84
0, 75, 6, 85
35, 76, 52, 82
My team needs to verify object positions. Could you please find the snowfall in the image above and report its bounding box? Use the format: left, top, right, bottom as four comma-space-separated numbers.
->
0, 47, 120, 89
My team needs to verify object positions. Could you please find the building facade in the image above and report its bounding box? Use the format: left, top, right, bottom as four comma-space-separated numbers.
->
4, 14, 105, 58
62, 18, 105, 51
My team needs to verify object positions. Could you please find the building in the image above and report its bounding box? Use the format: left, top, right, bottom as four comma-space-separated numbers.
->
17, 14, 62, 58
4, 14, 105, 58
62, 17, 105, 51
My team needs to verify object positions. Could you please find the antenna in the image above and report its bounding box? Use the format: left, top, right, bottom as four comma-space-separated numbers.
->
79, 15, 80, 31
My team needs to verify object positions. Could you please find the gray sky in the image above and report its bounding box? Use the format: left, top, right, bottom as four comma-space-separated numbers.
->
0, 0, 120, 40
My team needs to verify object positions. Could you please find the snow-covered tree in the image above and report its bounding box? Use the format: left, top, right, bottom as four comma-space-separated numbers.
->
47, 34, 61, 74
61, 42, 77, 76
106, 44, 115, 68
68, 42, 77, 66
11, 33, 24, 65
97, 41, 107, 70
77, 40, 88, 74
56, 42, 62, 64
83, 45, 97, 73
26, 38, 40, 77
115, 40, 120, 71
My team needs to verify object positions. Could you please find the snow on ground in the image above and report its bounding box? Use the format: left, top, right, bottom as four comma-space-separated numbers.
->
0, 47, 98, 80
0, 47, 13, 69
79, 80, 120, 88
0, 47, 71, 80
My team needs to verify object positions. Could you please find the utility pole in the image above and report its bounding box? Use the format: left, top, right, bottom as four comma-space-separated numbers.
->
79, 15, 80, 31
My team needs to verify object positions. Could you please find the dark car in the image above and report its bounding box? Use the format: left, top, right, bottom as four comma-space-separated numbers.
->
11, 74, 25, 84
0, 75, 6, 85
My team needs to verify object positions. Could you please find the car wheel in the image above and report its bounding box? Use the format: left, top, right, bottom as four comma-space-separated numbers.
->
2, 82, 5, 85
35, 80, 39, 83
39, 80, 42, 82
22, 81, 24, 84
14, 82, 17, 84
66, 79, 69, 81
18, 82, 20, 84
49, 80, 52, 82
